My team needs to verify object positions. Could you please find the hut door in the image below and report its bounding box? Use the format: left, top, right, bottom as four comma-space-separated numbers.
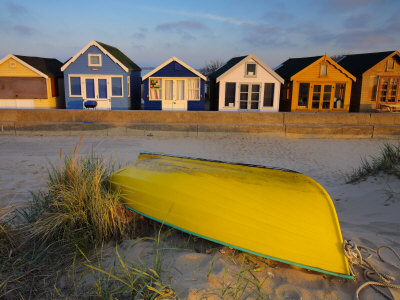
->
84, 78, 110, 110
162, 79, 186, 110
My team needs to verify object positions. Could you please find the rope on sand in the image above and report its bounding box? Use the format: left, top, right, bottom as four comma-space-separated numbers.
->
344, 240, 400, 300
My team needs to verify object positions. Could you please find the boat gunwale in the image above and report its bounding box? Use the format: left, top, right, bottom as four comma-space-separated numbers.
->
138, 152, 300, 174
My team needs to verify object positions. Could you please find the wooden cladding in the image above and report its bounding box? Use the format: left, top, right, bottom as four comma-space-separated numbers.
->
0, 77, 47, 99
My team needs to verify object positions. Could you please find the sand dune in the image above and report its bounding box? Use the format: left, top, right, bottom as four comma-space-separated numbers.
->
1, 135, 399, 299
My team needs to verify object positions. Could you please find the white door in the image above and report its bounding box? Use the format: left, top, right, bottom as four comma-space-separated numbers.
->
162, 79, 187, 111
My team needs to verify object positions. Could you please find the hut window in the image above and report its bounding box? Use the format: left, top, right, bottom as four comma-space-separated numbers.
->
245, 63, 256, 77
263, 83, 274, 107
149, 78, 161, 100
312, 85, 321, 108
225, 82, 236, 107
320, 64, 327, 77
88, 54, 102, 67
298, 83, 309, 107
188, 78, 200, 100
112, 77, 123, 96
127, 76, 130, 97
334, 83, 346, 109
70, 77, 82, 96
387, 58, 395, 71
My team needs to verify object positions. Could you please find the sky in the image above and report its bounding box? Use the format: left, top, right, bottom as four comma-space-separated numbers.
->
0, 0, 399, 69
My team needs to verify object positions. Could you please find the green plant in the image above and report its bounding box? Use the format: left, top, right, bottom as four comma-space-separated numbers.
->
346, 143, 400, 183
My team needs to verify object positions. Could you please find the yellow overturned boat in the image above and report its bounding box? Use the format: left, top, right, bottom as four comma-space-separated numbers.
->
110, 153, 352, 278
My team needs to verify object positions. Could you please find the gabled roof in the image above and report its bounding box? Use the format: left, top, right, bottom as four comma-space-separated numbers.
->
61, 40, 141, 72
0, 54, 63, 78
275, 56, 321, 80
142, 57, 206, 80
209, 54, 284, 84
336, 51, 399, 76
208, 56, 247, 80
275, 55, 355, 82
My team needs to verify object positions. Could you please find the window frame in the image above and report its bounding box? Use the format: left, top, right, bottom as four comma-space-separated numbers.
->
245, 63, 257, 77
88, 54, 102, 67
188, 78, 201, 100
224, 82, 236, 107
320, 64, 327, 77
263, 82, 275, 107
149, 77, 162, 100
387, 58, 395, 71
111, 76, 124, 97
69, 75, 82, 97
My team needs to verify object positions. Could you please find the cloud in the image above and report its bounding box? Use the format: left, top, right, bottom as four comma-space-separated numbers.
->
6, 2, 28, 14
334, 29, 394, 49
156, 20, 208, 32
132, 32, 145, 39
13, 25, 34, 36
310, 0, 388, 12
240, 23, 295, 48
261, 10, 295, 22
343, 13, 370, 29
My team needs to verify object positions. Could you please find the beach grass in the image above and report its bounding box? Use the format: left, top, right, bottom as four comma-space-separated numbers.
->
346, 143, 400, 183
0, 141, 155, 298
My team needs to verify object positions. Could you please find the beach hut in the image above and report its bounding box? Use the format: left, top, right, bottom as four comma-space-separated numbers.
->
275, 54, 356, 112
208, 54, 284, 112
142, 57, 206, 111
336, 50, 400, 112
61, 40, 141, 110
0, 54, 64, 109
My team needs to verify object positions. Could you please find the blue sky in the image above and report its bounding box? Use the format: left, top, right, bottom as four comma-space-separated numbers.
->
0, 0, 399, 68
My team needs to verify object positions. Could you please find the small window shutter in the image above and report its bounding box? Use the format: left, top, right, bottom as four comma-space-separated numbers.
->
263, 83, 274, 107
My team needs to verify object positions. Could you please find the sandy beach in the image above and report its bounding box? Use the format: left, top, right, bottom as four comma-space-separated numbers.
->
1, 135, 399, 299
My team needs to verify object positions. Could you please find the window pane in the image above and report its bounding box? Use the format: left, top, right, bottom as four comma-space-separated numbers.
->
98, 79, 107, 99
246, 64, 256, 76
165, 80, 173, 100
298, 83, 309, 107
312, 85, 321, 109
252, 85, 260, 92
240, 84, 249, 92
239, 101, 247, 109
225, 82, 236, 106
263, 83, 274, 107
150, 78, 161, 100
85, 79, 95, 98
112, 77, 122, 96
70, 77, 81, 95
177, 80, 185, 100
320, 64, 327, 76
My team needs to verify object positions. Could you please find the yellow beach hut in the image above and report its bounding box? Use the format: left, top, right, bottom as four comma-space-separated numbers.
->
275, 54, 356, 112
0, 54, 64, 109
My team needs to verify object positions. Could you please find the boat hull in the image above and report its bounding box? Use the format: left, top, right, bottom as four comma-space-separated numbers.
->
110, 153, 352, 278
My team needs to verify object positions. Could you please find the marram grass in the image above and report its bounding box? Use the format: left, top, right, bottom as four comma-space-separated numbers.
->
0, 141, 152, 298
346, 143, 400, 183
24, 143, 138, 250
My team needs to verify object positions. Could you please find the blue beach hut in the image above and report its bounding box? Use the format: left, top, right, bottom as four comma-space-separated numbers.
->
61, 40, 141, 110
142, 57, 206, 110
